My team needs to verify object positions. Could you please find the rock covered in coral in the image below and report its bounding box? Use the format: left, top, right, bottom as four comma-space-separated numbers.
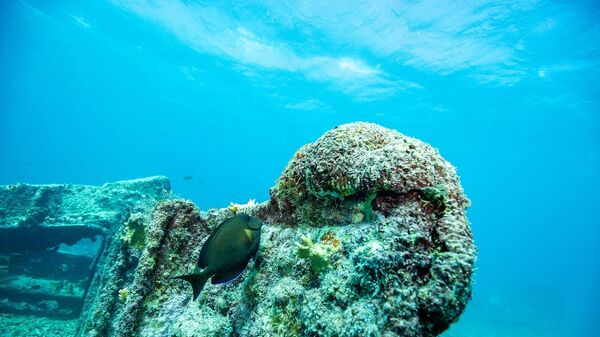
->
0, 177, 171, 327
269, 122, 470, 225
78, 123, 475, 337
77, 200, 209, 337
0, 176, 171, 252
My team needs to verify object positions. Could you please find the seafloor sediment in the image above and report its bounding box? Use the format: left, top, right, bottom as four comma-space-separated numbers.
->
0, 313, 78, 337
1, 122, 476, 337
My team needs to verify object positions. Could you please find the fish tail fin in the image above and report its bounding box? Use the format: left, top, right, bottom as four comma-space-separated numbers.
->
173, 272, 209, 301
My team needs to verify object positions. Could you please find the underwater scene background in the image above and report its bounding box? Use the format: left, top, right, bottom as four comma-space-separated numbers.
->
1, 1, 599, 336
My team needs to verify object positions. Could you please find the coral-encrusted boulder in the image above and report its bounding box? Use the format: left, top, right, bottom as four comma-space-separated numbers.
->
77, 122, 475, 337
269, 122, 470, 225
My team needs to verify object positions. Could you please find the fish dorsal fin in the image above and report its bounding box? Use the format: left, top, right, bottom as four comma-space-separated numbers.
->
211, 266, 246, 285
198, 217, 234, 268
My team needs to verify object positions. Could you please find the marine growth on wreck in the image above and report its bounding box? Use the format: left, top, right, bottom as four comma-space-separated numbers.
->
0, 123, 475, 337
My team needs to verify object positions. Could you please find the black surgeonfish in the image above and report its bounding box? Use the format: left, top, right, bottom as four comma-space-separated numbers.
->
174, 213, 263, 300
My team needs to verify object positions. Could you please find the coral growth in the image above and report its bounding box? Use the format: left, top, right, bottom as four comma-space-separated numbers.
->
118, 288, 130, 302
228, 199, 258, 215
269, 122, 469, 225
0, 176, 171, 335
295, 234, 339, 274
121, 213, 146, 250
74, 123, 475, 337
418, 184, 450, 219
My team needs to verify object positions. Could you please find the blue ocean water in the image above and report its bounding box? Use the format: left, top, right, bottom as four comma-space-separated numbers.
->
1, 1, 598, 336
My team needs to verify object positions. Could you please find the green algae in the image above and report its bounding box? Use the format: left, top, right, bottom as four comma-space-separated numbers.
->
121, 213, 146, 250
